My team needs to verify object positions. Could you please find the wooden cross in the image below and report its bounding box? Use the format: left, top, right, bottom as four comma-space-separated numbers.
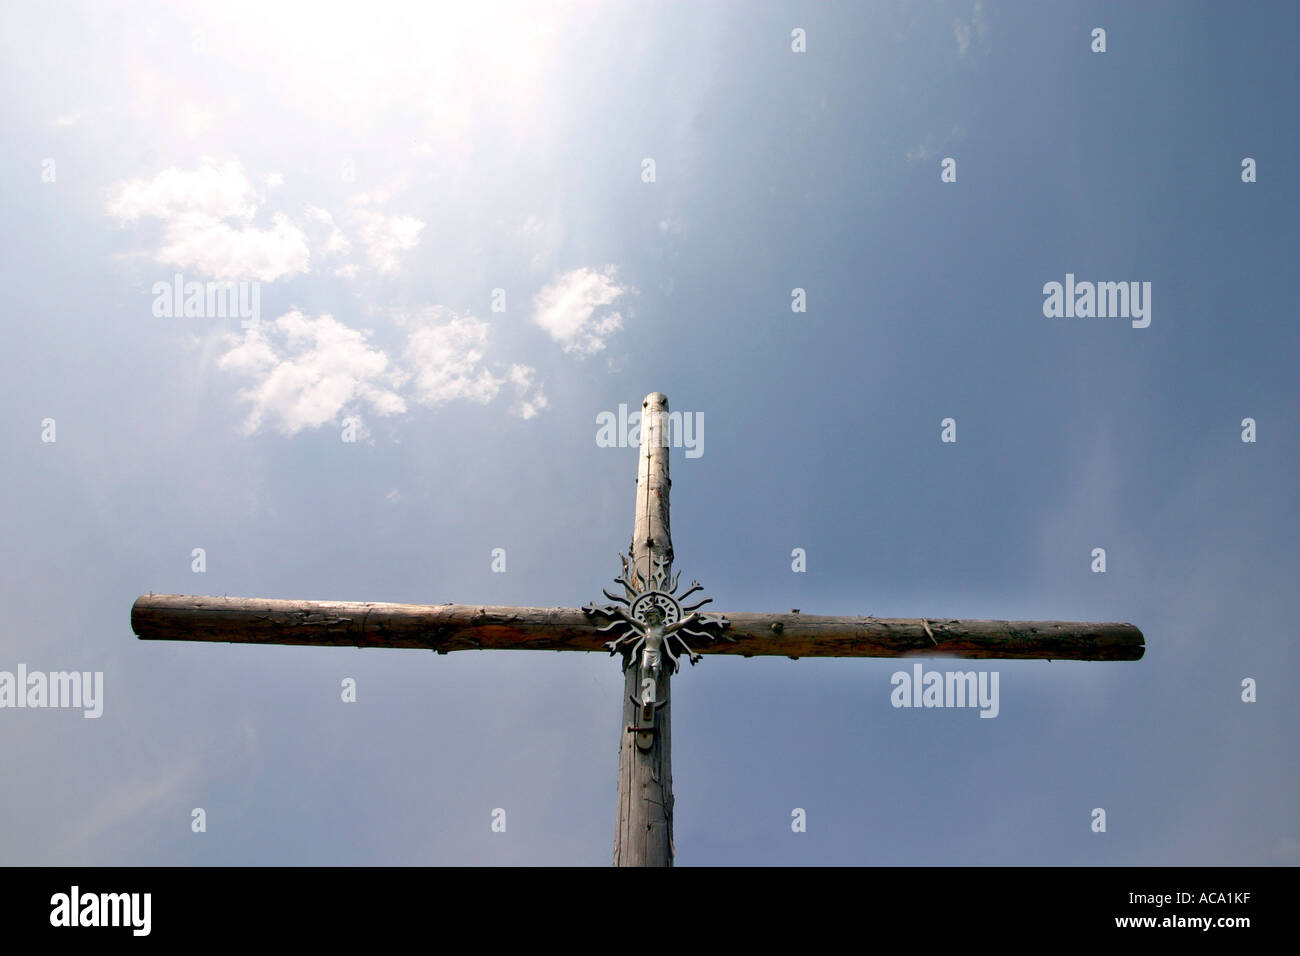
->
132, 391, 1145, 866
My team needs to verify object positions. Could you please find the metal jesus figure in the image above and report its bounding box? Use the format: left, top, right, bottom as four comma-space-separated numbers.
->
132, 392, 1145, 867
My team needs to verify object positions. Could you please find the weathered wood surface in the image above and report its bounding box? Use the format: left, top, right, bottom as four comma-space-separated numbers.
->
132, 595, 1145, 661
617, 391, 674, 868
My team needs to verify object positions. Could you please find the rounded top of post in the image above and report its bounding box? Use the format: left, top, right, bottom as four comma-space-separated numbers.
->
643, 392, 668, 410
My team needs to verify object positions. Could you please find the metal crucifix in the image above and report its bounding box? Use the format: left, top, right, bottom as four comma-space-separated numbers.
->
131, 392, 1145, 866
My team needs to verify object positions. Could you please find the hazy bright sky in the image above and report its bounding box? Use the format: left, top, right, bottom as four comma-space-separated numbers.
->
1, 0, 1296, 865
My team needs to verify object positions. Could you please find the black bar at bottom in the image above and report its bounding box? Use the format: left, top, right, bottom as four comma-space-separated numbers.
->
4, 866, 1284, 942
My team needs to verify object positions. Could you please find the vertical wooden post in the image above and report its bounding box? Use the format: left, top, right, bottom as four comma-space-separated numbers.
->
614, 392, 675, 867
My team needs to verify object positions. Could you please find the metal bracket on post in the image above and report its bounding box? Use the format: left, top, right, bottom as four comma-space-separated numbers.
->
630, 723, 656, 751
628, 696, 663, 752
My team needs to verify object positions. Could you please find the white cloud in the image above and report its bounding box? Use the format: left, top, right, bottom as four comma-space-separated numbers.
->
218, 309, 407, 435
108, 159, 311, 282
400, 308, 504, 406
306, 206, 352, 257
954, 2, 987, 57
532, 265, 631, 356
108, 159, 258, 222
218, 307, 553, 432
53, 113, 80, 127
156, 211, 312, 283
337, 185, 424, 272
954, 20, 971, 56
352, 205, 425, 274
506, 363, 548, 419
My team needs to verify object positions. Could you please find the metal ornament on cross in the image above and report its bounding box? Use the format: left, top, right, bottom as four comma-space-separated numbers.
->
584, 551, 732, 750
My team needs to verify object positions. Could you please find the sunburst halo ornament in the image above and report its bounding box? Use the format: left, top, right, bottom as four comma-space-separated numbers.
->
582, 553, 732, 671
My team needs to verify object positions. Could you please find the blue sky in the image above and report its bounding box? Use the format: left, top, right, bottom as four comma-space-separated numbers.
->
1, 0, 1296, 865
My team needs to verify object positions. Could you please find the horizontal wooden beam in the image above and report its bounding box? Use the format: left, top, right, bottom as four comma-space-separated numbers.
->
131, 594, 1144, 661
